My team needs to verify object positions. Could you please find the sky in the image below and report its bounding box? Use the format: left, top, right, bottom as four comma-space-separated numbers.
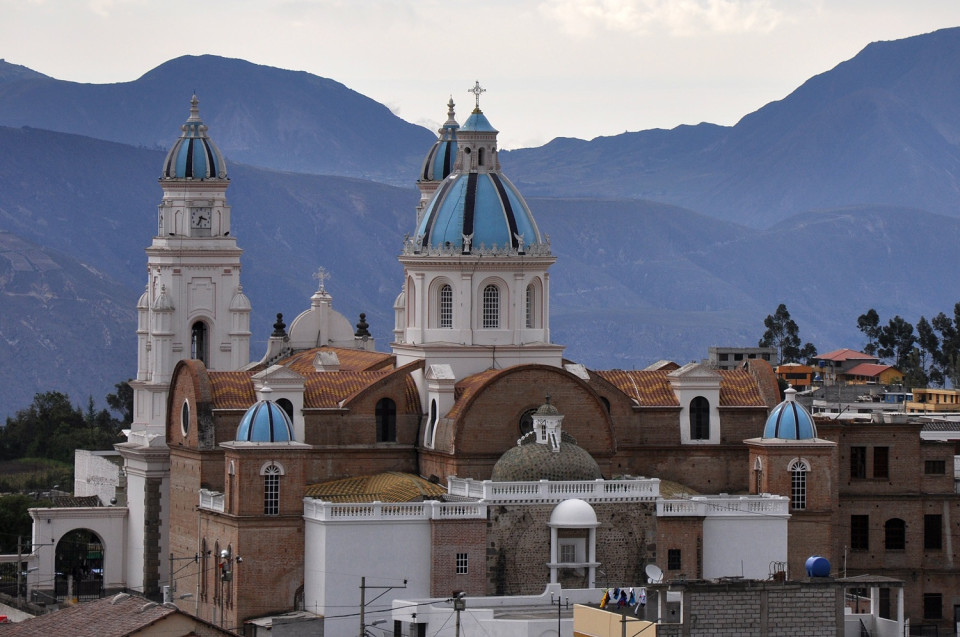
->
3, 1, 960, 149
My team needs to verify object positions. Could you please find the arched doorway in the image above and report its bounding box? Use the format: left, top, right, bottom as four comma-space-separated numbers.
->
55, 529, 104, 601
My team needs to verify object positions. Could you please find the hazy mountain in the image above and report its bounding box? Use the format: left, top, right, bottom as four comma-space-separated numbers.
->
3, 28, 960, 413
0, 55, 435, 184
503, 27, 960, 228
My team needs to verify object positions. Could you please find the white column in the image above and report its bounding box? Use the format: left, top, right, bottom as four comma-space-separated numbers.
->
550, 527, 558, 584
588, 528, 597, 588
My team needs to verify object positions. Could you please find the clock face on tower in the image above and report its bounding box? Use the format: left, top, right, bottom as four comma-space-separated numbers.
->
191, 207, 212, 230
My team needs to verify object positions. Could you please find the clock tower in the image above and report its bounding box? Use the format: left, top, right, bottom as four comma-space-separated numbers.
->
120, 95, 251, 596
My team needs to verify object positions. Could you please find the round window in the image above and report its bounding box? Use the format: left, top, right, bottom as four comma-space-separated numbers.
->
181, 400, 190, 437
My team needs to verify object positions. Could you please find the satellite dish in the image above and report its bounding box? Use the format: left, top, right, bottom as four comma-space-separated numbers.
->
645, 564, 663, 583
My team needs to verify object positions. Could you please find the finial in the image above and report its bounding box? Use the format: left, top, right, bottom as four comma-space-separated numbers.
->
188, 94, 201, 122
545, 394, 551, 404
444, 96, 457, 126
313, 267, 330, 293
468, 81, 485, 113
272, 313, 287, 338
355, 313, 371, 338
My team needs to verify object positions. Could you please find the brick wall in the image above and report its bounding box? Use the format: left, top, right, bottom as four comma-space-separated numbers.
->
430, 518, 486, 597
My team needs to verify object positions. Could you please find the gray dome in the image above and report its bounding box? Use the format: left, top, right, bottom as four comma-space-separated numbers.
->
491, 432, 601, 482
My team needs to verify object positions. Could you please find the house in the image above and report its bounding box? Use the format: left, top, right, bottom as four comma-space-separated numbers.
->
0, 592, 238, 636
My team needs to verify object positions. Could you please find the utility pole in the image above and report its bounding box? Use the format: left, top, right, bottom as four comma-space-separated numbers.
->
359, 576, 407, 637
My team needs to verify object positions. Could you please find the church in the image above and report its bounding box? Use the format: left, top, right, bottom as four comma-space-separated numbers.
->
24, 85, 960, 636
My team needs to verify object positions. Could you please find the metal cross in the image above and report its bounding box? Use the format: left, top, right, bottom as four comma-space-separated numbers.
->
468, 81, 485, 110
313, 267, 330, 292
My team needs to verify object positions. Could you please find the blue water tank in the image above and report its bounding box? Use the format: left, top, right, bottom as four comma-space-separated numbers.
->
805, 556, 831, 577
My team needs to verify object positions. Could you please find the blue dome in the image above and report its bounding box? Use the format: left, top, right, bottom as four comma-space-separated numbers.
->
420, 99, 459, 182
416, 171, 542, 252
763, 387, 817, 440
161, 95, 227, 180
236, 400, 294, 443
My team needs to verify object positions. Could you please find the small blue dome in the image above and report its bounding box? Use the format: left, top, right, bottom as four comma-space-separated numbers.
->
461, 109, 497, 133
420, 99, 459, 182
161, 95, 227, 180
236, 400, 294, 443
763, 387, 817, 440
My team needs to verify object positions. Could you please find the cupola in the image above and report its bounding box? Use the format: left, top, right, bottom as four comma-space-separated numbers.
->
235, 391, 295, 443
161, 95, 228, 180
763, 386, 817, 440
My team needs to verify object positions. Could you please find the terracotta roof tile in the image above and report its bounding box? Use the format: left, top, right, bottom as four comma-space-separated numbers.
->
305, 472, 446, 502
594, 369, 765, 407
0, 593, 198, 637
208, 367, 420, 413
594, 370, 679, 406
209, 371, 257, 409
843, 363, 897, 377
817, 348, 875, 361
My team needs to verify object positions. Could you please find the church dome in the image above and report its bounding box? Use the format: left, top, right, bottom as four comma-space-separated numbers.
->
412, 95, 543, 254
161, 95, 228, 180
763, 386, 817, 440
235, 399, 294, 443
419, 98, 459, 182
491, 432, 602, 482
550, 498, 599, 528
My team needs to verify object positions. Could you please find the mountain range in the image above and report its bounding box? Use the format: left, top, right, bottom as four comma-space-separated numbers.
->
1, 28, 959, 415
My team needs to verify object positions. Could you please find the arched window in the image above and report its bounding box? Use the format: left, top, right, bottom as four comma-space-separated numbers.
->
789, 459, 809, 511
689, 396, 710, 440
478, 147, 486, 166
754, 457, 763, 494
276, 398, 294, 421
885, 518, 906, 550
439, 284, 453, 328
213, 541, 220, 603
482, 285, 500, 328
376, 398, 397, 442
525, 284, 535, 328
200, 538, 208, 600
425, 399, 438, 447
262, 463, 281, 515
191, 320, 208, 365
407, 277, 416, 326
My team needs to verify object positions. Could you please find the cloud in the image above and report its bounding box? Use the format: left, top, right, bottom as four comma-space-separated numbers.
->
539, 0, 783, 38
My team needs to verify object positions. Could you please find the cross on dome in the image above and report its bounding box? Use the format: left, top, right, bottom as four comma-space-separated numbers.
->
468, 81, 485, 112
313, 266, 330, 293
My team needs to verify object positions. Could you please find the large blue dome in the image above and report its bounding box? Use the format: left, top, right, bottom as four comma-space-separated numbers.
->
415, 171, 542, 252
419, 98, 459, 182
763, 387, 817, 440
161, 95, 227, 180
236, 400, 294, 443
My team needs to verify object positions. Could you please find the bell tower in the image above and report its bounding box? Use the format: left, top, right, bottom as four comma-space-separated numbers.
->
120, 95, 251, 598
132, 95, 251, 435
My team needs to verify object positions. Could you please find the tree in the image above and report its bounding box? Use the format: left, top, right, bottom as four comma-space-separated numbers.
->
877, 315, 916, 371
857, 309, 881, 357
759, 304, 816, 365
916, 316, 939, 385
105, 380, 134, 425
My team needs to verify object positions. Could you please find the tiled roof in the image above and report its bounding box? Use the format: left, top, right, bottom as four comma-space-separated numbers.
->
842, 363, 896, 378
0, 593, 226, 636
278, 347, 395, 373
51, 495, 102, 508
595, 369, 765, 407
817, 348, 875, 361
207, 359, 420, 413
304, 472, 446, 503
596, 370, 680, 406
